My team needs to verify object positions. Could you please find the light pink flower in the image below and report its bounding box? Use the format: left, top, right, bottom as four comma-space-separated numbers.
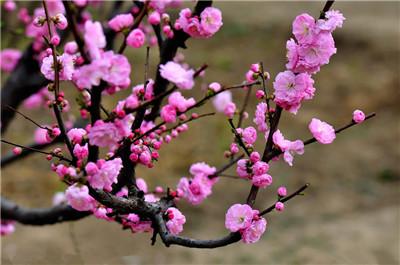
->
225, 204, 254, 232
241, 217, 267, 244
224, 102, 236, 118
73, 143, 88, 160
136, 178, 148, 193
34, 127, 51, 144
236, 158, 251, 179
101, 51, 131, 88
126, 28, 145, 48
0, 49, 21, 73
168, 92, 195, 112
190, 162, 216, 178
353, 109, 365, 124
84, 20, 106, 60
273, 70, 315, 114
160, 104, 177, 123
242, 126, 257, 145
252, 161, 269, 176
308, 118, 336, 144
199, 7, 223, 37
209, 82, 221, 92
86, 158, 123, 192
88, 120, 122, 149
108, 13, 134, 32
272, 129, 304, 166
252, 174, 273, 188
53, 13, 68, 30
67, 128, 87, 144
177, 174, 217, 205
148, 11, 161, 25
292, 13, 316, 44
166, 207, 186, 235
317, 10, 345, 32
73, 59, 109, 90
41, 53, 74, 81
65, 184, 96, 211
253, 102, 269, 133
52, 191, 66, 206
159, 61, 194, 90
213, 91, 232, 113
1, 220, 16, 236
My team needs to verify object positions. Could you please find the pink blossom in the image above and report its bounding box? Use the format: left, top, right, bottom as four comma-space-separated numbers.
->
159, 61, 194, 90
353, 109, 365, 124
53, 13, 68, 30
253, 102, 269, 133
317, 10, 345, 32
148, 11, 161, 25
224, 102, 236, 118
213, 91, 232, 113
86, 158, 123, 191
65, 184, 96, 211
308, 118, 336, 144
67, 128, 87, 144
12, 147, 22, 155
241, 217, 267, 244
136, 178, 148, 193
292, 13, 316, 44
3, 0, 16, 11
73, 59, 108, 90
108, 13, 134, 32
242, 126, 257, 145
236, 158, 251, 179
64, 41, 78, 54
199, 7, 223, 37
52, 191, 66, 206
225, 204, 254, 232
34, 127, 51, 144
40, 53, 74, 81
73, 143, 88, 160
190, 162, 216, 178
277, 186, 287, 197
250, 152, 260, 163
252, 161, 269, 176
177, 174, 217, 205
84, 20, 106, 60
275, 202, 285, 212
126, 28, 145, 48
1, 220, 16, 236
273, 70, 315, 114
168, 92, 195, 112
272, 129, 304, 166
0, 49, 21, 73
166, 207, 186, 235
209, 82, 221, 92
160, 104, 177, 123
255, 90, 265, 99
252, 174, 273, 188
101, 51, 131, 88
88, 120, 122, 149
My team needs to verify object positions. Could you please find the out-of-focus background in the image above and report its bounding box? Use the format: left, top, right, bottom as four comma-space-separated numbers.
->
1, 1, 400, 264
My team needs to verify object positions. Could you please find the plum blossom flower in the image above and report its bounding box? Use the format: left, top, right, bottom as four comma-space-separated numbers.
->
252, 174, 273, 188
273, 70, 315, 114
213, 90, 232, 113
308, 118, 336, 144
67, 128, 87, 144
41, 53, 74, 81
275, 202, 285, 212
166, 207, 186, 235
86, 158, 123, 192
1, 220, 16, 236
65, 184, 96, 211
160, 104, 177, 123
126, 28, 145, 48
253, 102, 269, 133
272, 129, 304, 166
108, 13, 134, 32
159, 61, 194, 90
73, 143, 88, 160
317, 10, 345, 32
200, 7, 223, 37
101, 51, 131, 88
292, 13, 316, 44
87, 120, 123, 149
0, 49, 21, 73
34, 127, 51, 144
277, 186, 287, 197
84, 20, 106, 60
242, 126, 257, 145
353, 109, 365, 124
240, 217, 267, 244
224, 102, 236, 118
168, 92, 196, 112
225, 204, 254, 232
53, 13, 68, 30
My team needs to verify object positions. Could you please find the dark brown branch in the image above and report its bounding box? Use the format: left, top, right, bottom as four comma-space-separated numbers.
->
1, 197, 90, 225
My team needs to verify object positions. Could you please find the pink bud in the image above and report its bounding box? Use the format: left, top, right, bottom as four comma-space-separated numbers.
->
230, 143, 239, 154
275, 202, 285, 212
126, 28, 145, 48
209, 82, 221, 92
352, 109, 365, 124
255, 90, 265, 99
277, 186, 287, 197
148, 11, 161, 25
3, 0, 16, 11
155, 186, 163, 193
250, 151, 260, 163
50, 35, 60, 46
12, 147, 22, 155
53, 14, 68, 30
129, 153, 138, 162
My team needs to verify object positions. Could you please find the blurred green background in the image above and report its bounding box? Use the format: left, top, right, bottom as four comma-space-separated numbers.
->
1, 1, 400, 264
